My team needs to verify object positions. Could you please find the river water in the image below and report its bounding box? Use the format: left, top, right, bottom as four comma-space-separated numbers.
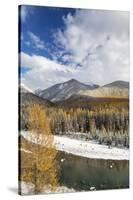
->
57, 151, 129, 191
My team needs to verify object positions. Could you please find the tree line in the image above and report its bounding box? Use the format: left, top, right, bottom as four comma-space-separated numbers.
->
48, 103, 129, 148
20, 102, 129, 148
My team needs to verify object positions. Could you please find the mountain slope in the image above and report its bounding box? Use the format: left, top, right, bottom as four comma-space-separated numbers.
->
36, 79, 99, 102
20, 83, 34, 94
78, 81, 129, 99
103, 81, 129, 89
56, 94, 129, 108
19, 84, 54, 107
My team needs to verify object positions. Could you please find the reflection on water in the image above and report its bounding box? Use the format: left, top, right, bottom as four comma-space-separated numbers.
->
57, 151, 129, 191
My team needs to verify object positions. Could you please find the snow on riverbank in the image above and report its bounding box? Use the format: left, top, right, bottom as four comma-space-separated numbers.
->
20, 181, 75, 195
54, 135, 129, 160
21, 131, 129, 160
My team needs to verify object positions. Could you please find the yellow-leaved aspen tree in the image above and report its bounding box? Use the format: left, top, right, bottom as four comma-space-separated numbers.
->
20, 104, 58, 194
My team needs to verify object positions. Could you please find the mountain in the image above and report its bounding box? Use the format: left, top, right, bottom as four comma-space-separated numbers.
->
103, 80, 129, 89
78, 81, 129, 99
19, 84, 54, 107
20, 84, 34, 94
36, 79, 99, 102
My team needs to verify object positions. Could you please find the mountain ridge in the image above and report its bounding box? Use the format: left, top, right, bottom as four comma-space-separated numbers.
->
19, 84, 54, 107
78, 80, 129, 99
36, 79, 129, 102
36, 78, 99, 102
103, 80, 129, 89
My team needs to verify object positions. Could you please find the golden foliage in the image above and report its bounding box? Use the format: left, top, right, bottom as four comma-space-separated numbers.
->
19, 104, 58, 194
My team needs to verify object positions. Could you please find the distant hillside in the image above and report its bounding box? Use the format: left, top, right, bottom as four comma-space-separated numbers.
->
19, 84, 54, 107
56, 94, 129, 108
20, 83, 34, 94
36, 79, 99, 102
78, 81, 129, 99
19, 80, 129, 109
103, 81, 129, 89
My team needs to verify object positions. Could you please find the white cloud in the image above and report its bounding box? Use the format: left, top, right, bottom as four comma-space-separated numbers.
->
21, 9, 129, 90
27, 31, 45, 50
20, 47, 129, 91
20, 52, 77, 90
53, 9, 129, 83
20, 6, 32, 23
20, 6, 27, 22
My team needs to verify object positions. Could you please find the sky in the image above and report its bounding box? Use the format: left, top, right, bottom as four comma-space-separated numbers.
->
19, 5, 129, 90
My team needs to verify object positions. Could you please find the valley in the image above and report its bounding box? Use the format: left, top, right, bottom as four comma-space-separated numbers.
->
19, 78, 129, 194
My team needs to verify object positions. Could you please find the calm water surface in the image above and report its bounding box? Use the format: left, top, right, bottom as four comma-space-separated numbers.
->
57, 151, 129, 191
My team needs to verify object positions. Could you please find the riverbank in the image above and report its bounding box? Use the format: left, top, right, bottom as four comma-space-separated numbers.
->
21, 131, 129, 160
54, 135, 129, 160
20, 181, 75, 195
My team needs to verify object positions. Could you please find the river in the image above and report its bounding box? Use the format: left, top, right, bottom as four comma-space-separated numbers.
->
57, 151, 129, 191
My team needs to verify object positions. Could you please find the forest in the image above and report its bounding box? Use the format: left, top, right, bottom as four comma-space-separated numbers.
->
20, 100, 129, 148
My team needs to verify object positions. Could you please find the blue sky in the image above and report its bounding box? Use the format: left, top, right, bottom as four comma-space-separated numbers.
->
19, 5, 129, 90
19, 6, 75, 65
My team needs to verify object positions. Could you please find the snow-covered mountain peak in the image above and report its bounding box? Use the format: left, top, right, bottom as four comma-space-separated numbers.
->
36, 79, 98, 102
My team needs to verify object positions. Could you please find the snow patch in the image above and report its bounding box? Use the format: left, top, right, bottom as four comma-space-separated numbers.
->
21, 148, 32, 154
58, 84, 64, 90
21, 131, 129, 160
54, 135, 129, 160
20, 181, 75, 195
21, 83, 34, 94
